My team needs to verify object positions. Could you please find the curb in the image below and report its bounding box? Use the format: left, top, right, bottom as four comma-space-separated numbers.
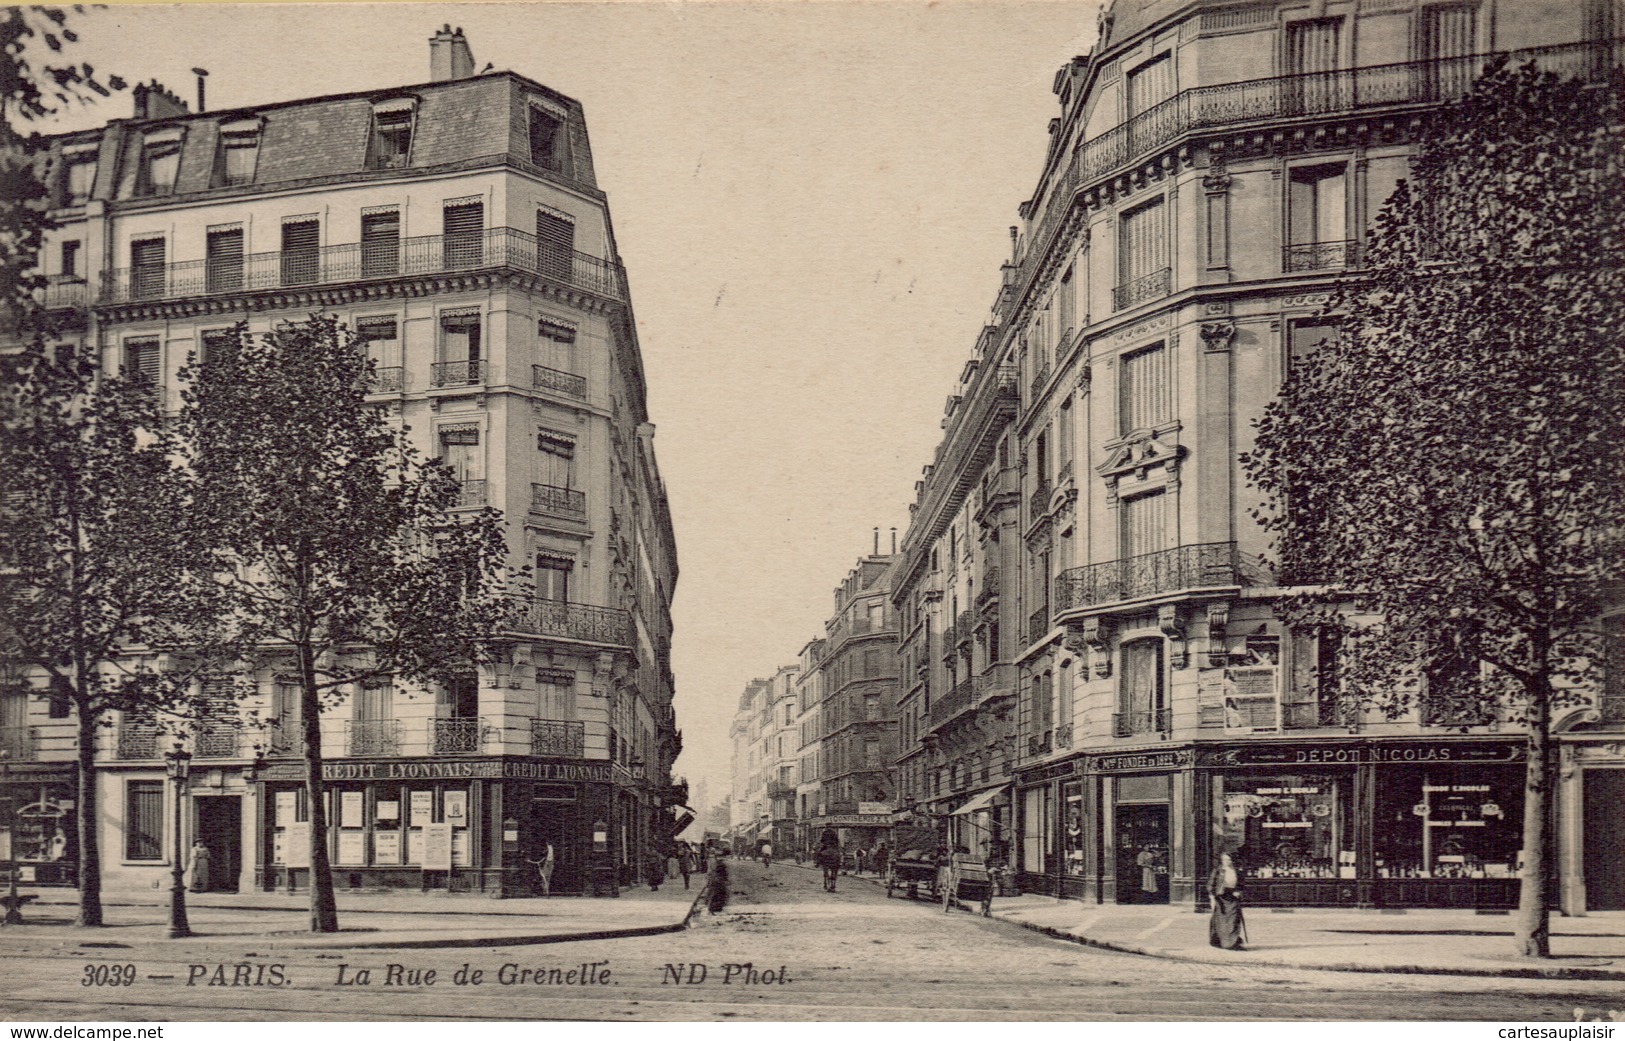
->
989, 912, 1625, 982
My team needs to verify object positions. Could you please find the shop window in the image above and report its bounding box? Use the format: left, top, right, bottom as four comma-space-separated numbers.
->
1062, 782, 1086, 877
1214, 772, 1349, 879
124, 780, 165, 861
1374, 764, 1520, 879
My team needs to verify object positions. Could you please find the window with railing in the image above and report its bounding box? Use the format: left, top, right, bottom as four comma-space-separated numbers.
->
531, 718, 586, 758
1116, 639, 1166, 736
1286, 162, 1352, 272
435, 309, 484, 385
1116, 198, 1169, 311
205, 225, 244, 294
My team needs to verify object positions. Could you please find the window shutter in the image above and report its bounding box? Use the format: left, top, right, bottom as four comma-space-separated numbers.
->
536, 210, 575, 280
444, 201, 484, 269
361, 209, 401, 277
206, 227, 244, 292
281, 218, 319, 286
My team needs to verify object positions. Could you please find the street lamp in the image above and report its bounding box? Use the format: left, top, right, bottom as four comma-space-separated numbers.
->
164, 742, 192, 939
1, 755, 20, 926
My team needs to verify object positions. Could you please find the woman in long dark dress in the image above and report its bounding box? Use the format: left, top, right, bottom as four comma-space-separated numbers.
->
1208, 851, 1247, 950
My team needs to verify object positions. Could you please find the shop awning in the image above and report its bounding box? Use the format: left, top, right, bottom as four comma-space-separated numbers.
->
950, 785, 1009, 817
669, 805, 695, 835
757, 823, 775, 838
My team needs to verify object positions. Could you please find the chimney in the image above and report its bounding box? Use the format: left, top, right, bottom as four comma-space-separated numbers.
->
891, 528, 898, 554
131, 79, 190, 121
191, 68, 209, 113
873, 527, 880, 555
430, 25, 476, 82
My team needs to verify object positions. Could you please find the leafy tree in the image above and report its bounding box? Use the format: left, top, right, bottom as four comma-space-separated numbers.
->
1244, 59, 1624, 959
176, 316, 511, 933
0, 341, 222, 927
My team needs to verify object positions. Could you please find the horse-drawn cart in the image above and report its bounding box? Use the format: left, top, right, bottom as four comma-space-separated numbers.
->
885, 849, 941, 902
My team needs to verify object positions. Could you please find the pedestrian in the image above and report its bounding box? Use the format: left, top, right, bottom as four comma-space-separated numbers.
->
873, 842, 889, 879
525, 842, 556, 897
697, 842, 709, 873
187, 840, 211, 893
760, 839, 773, 869
645, 848, 666, 892
854, 846, 868, 876
1208, 851, 1247, 951
707, 851, 729, 913
677, 844, 694, 890
815, 837, 841, 893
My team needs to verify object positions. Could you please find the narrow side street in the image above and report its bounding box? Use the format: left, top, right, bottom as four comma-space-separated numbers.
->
0, 861, 1618, 1021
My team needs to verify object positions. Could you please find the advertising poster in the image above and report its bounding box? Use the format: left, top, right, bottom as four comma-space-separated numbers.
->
282, 822, 311, 869
340, 790, 364, 829
336, 830, 366, 865
419, 823, 452, 872
373, 829, 401, 866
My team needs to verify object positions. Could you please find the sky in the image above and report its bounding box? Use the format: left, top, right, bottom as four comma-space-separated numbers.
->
35, 0, 1103, 810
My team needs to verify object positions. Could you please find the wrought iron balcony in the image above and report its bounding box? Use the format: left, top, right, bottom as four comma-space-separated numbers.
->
1112, 267, 1172, 312
1029, 482, 1052, 524
456, 479, 488, 508
533, 364, 587, 399
531, 718, 586, 758
430, 360, 488, 387
100, 226, 626, 305
38, 275, 88, 310
1054, 542, 1241, 615
507, 598, 633, 647
930, 678, 977, 728
345, 719, 401, 757
1028, 605, 1050, 645
976, 568, 1001, 604
1284, 239, 1359, 273
0, 726, 36, 761
194, 722, 240, 759
1420, 698, 1498, 728
766, 782, 796, 800
117, 721, 161, 760
1030, 364, 1050, 401
1112, 709, 1172, 738
368, 366, 404, 393
531, 483, 586, 520
429, 717, 485, 755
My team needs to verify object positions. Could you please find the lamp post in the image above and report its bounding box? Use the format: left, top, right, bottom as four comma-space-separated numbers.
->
1, 755, 20, 926
164, 742, 192, 939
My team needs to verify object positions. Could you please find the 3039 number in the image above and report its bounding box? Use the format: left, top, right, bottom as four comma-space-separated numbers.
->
81, 964, 137, 987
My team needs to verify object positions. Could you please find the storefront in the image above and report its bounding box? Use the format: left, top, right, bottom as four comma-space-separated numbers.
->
1200, 739, 1526, 909
947, 785, 1009, 864
0, 763, 78, 887
1558, 737, 1625, 915
256, 757, 624, 896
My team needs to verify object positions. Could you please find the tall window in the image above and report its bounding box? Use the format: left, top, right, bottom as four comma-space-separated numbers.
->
369, 102, 414, 170
535, 555, 572, 602
437, 309, 482, 383
528, 106, 566, 172
215, 121, 260, 186
199, 328, 233, 367
357, 318, 401, 390
537, 317, 577, 373
271, 676, 303, 754
1058, 264, 1076, 337
1125, 54, 1175, 120
124, 781, 165, 861
444, 200, 484, 270
122, 337, 160, 397
864, 694, 880, 721
1119, 342, 1171, 434
1286, 164, 1349, 270
130, 238, 166, 300
1121, 489, 1169, 560
138, 130, 182, 196
353, 679, 394, 722
1285, 18, 1343, 114
205, 225, 244, 293
864, 738, 881, 769
537, 431, 575, 490
360, 208, 401, 278
1117, 199, 1168, 309
437, 673, 479, 720
280, 217, 319, 287
867, 602, 885, 632
437, 425, 482, 492
1422, 5, 1478, 98
1118, 639, 1165, 735
0, 686, 27, 759
536, 209, 574, 281
1288, 318, 1340, 373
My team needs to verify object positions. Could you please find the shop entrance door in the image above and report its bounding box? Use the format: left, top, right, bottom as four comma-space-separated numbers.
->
1114, 804, 1170, 904
530, 800, 580, 895
195, 796, 242, 893
1583, 770, 1625, 910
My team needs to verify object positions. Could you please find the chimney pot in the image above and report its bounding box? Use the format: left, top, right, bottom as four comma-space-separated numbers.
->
430, 24, 477, 82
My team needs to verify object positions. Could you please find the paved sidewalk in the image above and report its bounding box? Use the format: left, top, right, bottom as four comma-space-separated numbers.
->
8, 877, 708, 950
783, 862, 1625, 981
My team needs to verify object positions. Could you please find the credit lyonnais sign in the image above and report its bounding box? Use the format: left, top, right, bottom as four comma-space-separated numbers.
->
259, 758, 612, 783
1204, 741, 1524, 768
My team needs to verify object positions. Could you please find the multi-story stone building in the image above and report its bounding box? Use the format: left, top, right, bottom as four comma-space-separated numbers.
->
6, 27, 680, 897
894, 0, 1622, 914
725, 667, 798, 853
808, 551, 901, 850
792, 637, 826, 854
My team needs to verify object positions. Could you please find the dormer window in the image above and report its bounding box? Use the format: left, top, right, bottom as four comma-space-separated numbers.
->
215, 118, 262, 186
368, 98, 416, 171
528, 103, 568, 173
137, 128, 183, 197
62, 144, 98, 206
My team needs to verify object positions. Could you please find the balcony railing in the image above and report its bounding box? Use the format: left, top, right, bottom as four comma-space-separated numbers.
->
1028, 605, 1050, 645
118, 722, 161, 760
194, 723, 239, 759
346, 719, 401, 757
430, 360, 488, 387
39, 275, 88, 310
1029, 482, 1052, 524
508, 599, 633, 647
530, 718, 586, 758
930, 678, 977, 728
531, 483, 586, 520
1054, 542, 1241, 614
1113, 709, 1172, 738
1112, 267, 1172, 312
1030, 364, 1050, 401
456, 479, 488, 508
99, 226, 627, 305
766, 782, 796, 800
1018, 40, 1619, 304
1284, 239, 1358, 273
1421, 698, 1498, 728
368, 366, 404, 393
0, 726, 35, 761
976, 568, 1001, 604
429, 717, 485, 755
532, 364, 587, 399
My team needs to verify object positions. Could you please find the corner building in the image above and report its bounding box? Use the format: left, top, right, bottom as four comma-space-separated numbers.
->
14, 29, 681, 897
897, 0, 1623, 913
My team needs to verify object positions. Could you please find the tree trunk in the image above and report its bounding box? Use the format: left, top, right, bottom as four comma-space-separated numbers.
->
298, 642, 339, 933
73, 698, 102, 927
1513, 685, 1551, 958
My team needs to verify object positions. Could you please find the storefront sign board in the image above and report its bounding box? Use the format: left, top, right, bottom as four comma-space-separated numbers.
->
260, 758, 615, 784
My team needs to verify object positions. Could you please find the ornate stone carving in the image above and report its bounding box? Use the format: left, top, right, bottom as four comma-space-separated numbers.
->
1082, 617, 1113, 678
1206, 602, 1230, 667
1159, 604, 1188, 670
1200, 319, 1237, 353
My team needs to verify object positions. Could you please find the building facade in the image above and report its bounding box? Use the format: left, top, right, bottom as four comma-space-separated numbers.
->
7, 28, 681, 897
893, 0, 1623, 913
